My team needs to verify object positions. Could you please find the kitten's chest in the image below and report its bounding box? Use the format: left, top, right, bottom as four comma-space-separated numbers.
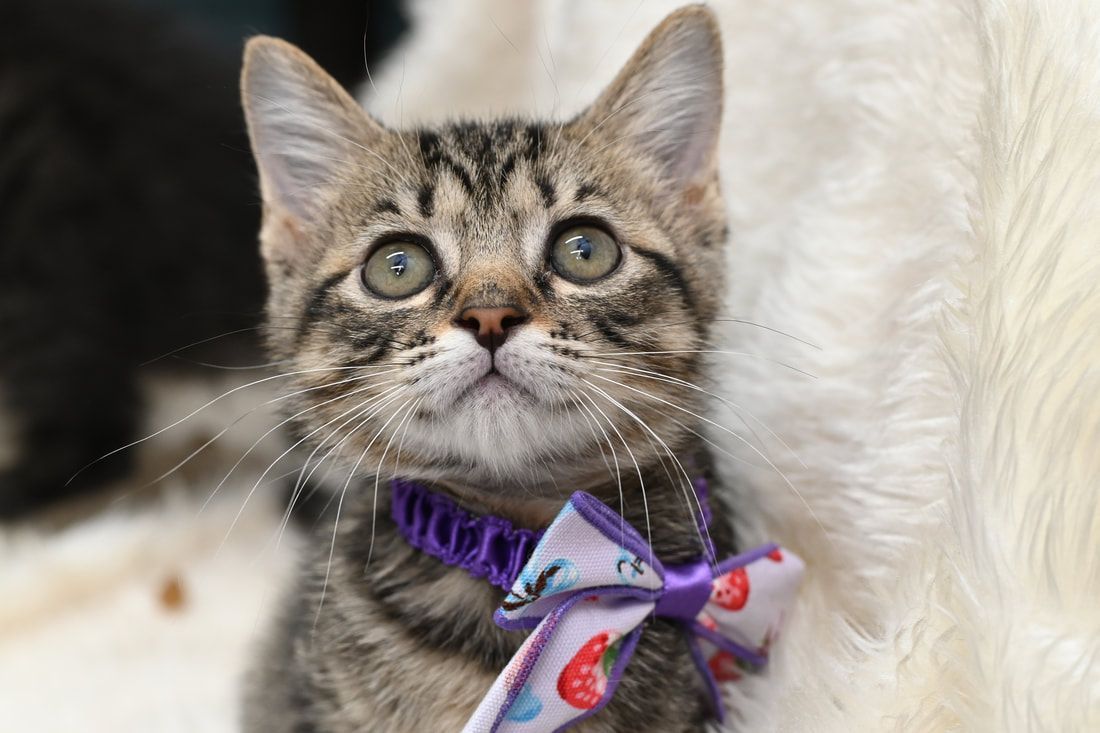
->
328, 542, 705, 732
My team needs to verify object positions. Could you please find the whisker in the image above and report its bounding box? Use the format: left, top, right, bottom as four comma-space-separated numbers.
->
269, 387, 411, 553
303, 386, 414, 537
574, 388, 651, 569
146, 370, 400, 495
368, 398, 422, 568
590, 362, 806, 469
582, 380, 715, 566
287, 387, 407, 515
204, 381, 400, 520
168, 355, 293, 371
589, 373, 834, 547
223, 383, 406, 551
138, 321, 374, 367
567, 392, 614, 482
389, 393, 421, 480
569, 317, 820, 350
656, 407, 767, 471
138, 326, 268, 367
569, 390, 625, 542
582, 350, 817, 379
314, 390, 412, 630
67, 364, 401, 485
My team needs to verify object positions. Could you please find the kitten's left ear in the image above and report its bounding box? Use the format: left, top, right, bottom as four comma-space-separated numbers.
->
574, 5, 723, 191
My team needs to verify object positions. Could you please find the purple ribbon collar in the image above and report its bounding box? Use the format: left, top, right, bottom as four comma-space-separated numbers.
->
390, 478, 804, 732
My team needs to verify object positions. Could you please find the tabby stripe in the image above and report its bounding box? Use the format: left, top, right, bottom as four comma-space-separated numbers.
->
417, 182, 435, 218
374, 198, 401, 216
297, 272, 347, 344
535, 176, 556, 208
589, 314, 633, 348
631, 246, 696, 311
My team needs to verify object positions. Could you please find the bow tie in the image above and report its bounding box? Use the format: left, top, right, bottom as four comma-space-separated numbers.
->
389, 480, 803, 733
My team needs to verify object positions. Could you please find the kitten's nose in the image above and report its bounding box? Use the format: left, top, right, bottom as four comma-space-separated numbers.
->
455, 306, 529, 352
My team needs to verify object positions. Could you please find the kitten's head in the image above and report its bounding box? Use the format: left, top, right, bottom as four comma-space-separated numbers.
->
241, 6, 727, 498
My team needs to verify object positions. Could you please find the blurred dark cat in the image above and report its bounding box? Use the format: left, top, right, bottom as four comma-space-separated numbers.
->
0, 0, 266, 518
0, 0, 406, 519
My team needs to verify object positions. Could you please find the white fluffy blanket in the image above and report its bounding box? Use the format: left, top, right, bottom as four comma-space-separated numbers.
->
365, 1, 1100, 729
2, 1, 1097, 730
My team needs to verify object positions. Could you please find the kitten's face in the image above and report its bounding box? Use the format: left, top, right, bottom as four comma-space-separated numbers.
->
242, 11, 726, 494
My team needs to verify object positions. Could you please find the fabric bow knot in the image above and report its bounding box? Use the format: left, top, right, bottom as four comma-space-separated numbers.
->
463, 492, 804, 732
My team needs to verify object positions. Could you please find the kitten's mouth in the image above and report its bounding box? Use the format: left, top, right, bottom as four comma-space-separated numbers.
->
457, 369, 530, 403
474, 370, 513, 391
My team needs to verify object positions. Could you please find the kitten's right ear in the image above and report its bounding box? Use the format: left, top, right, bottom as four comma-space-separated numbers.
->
241, 37, 384, 228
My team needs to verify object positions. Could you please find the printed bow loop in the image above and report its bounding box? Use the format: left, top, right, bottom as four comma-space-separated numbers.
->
463, 492, 803, 732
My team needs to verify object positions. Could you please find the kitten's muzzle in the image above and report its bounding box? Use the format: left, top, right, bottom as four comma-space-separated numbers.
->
455, 306, 529, 354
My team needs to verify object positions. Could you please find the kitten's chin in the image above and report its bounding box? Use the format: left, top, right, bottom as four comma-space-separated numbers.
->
402, 388, 591, 483
454, 372, 533, 411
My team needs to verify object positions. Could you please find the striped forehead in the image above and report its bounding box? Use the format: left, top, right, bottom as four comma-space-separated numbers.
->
391, 121, 570, 272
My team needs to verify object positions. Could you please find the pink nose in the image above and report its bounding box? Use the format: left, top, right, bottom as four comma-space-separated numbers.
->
455, 306, 529, 352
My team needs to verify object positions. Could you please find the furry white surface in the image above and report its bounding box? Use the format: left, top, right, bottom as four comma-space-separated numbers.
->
1, 0, 1096, 730
365, 0, 1100, 729
0, 377, 296, 731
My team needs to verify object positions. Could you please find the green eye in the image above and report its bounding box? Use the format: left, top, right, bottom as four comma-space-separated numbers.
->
361, 241, 436, 299
549, 225, 621, 283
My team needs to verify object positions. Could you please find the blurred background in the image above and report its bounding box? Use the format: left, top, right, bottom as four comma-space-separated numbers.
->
0, 0, 406, 728
0, 0, 407, 521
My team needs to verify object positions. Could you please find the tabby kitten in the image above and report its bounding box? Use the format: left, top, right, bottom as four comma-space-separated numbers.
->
242, 6, 734, 731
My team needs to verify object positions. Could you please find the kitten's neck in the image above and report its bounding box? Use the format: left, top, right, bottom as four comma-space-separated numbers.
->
415, 451, 723, 563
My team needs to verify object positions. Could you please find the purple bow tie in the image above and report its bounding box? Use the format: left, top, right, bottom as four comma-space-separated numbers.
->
390, 480, 804, 733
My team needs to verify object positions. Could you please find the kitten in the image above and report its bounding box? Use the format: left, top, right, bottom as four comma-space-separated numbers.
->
241, 7, 733, 731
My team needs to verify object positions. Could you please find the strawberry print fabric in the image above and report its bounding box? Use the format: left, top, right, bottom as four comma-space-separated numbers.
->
462, 492, 804, 732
